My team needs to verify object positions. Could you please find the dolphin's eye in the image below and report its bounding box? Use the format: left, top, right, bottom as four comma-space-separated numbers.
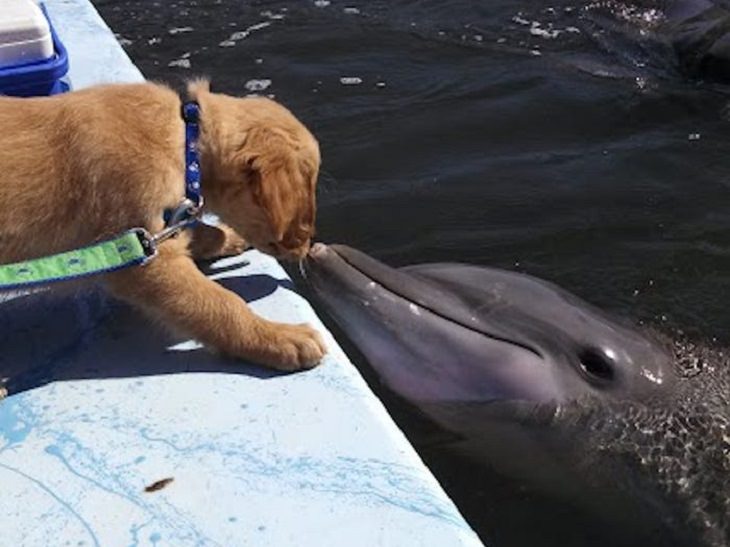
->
578, 347, 615, 383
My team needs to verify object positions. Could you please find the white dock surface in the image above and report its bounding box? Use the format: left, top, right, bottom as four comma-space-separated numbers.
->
0, 1, 483, 545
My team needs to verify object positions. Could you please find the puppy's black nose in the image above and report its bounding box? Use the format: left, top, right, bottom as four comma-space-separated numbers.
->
264, 239, 310, 262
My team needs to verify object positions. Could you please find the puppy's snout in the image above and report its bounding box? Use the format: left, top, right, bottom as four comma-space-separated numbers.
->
266, 237, 311, 261
259, 224, 314, 261
281, 226, 313, 248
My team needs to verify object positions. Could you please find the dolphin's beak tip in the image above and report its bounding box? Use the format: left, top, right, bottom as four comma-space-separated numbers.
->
309, 242, 328, 258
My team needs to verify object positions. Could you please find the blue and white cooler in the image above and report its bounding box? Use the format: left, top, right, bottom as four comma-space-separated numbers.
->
0, 0, 69, 96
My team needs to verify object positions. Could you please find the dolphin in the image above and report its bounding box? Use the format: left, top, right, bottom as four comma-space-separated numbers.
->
660, 0, 730, 80
641, 0, 730, 81
301, 244, 730, 546
303, 243, 674, 408
534, 0, 730, 83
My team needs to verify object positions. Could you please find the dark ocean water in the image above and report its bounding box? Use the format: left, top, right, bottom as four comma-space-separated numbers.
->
94, 1, 730, 544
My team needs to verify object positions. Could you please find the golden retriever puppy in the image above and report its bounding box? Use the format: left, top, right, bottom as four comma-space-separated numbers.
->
0, 80, 326, 371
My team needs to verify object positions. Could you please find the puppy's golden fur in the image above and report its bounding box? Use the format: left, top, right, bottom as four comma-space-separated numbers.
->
0, 80, 326, 370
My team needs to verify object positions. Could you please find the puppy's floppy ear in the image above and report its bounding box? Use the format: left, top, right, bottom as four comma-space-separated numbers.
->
241, 126, 316, 243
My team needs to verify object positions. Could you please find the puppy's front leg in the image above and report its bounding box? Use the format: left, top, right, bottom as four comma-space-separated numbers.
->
106, 243, 325, 370
189, 222, 248, 261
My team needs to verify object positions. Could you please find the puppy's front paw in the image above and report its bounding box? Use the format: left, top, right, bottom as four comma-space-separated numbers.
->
255, 322, 326, 371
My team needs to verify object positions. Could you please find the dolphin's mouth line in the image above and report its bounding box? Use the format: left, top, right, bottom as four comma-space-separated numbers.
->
327, 247, 544, 360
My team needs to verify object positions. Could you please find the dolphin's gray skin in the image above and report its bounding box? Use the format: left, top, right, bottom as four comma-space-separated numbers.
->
302, 244, 730, 546
304, 243, 674, 407
661, 0, 730, 80
532, 0, 730, 82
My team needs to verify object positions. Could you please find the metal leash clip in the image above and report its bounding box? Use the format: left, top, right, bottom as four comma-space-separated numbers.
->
133, 197, 204, 264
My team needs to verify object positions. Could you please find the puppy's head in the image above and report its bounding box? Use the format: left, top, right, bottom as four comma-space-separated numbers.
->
192, 80, 319, 261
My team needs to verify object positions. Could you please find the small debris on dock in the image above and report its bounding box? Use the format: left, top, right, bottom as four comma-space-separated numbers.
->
145, 477, 174, 493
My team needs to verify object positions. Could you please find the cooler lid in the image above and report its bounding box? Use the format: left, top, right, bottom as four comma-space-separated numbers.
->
0, 0, 52, 68
0, 0, 49, 43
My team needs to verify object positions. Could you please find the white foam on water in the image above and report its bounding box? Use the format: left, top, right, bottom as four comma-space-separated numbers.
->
513, 12, 583, 42
260, 10, 286, 20
530, 25, 561, 39
247, 22, 272, 32
168, 57, 191, 68
168, 26, 194, 35
245, 79, 272, 92
218, 21, 272, 47
584, 0, 665, 29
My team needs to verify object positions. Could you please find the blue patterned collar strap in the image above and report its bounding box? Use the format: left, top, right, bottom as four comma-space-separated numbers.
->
181, 101, 202, 208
